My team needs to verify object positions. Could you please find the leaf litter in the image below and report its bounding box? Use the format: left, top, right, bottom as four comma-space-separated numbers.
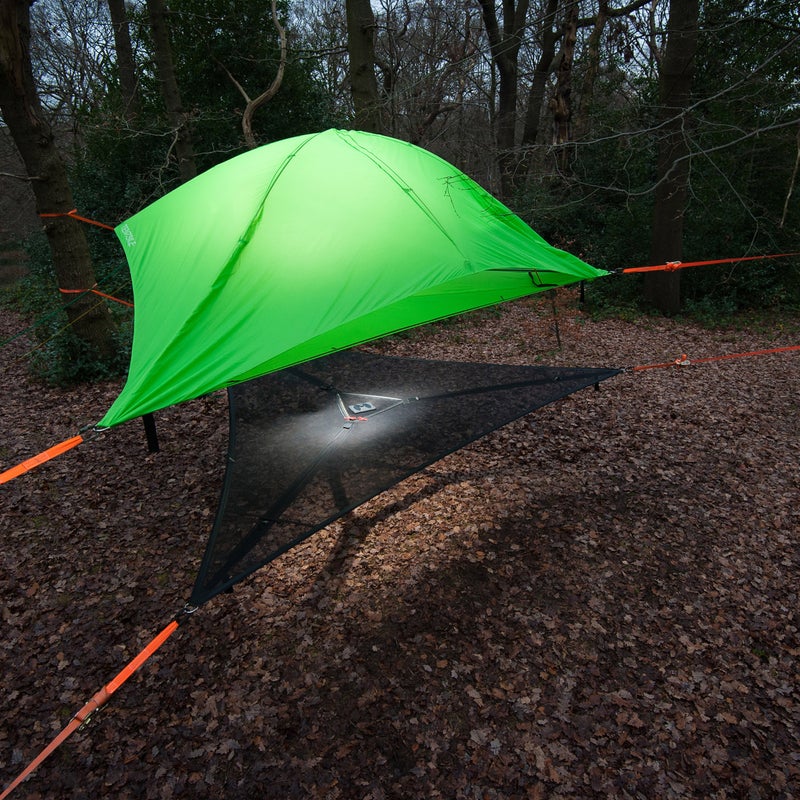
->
1, 290, 798, 799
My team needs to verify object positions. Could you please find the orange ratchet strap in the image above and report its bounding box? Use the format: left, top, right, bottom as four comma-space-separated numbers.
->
622, 252, 800, 274
632, 344, 800, 372
59, 286, 133, 308
0, 435, 85, 485
39, 209, 115, 231
0, 619, 180, 800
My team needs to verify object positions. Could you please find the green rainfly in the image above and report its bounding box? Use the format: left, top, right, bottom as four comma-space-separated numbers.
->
100, 129, 606, 428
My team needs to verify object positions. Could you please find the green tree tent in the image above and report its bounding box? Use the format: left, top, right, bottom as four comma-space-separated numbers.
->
94, 128, 616, 604
100, 129, 606, 428
1, 129, 618, 798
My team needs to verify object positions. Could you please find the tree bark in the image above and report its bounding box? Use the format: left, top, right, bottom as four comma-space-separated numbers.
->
478, 0, 530, 200
346, 0, 382, 133
107, 0, 140, 120
550, 1, 579, 152
574, 0, 608, 140
0, 0, 116, 355
522, 0, 652, 173
645, 0, 699, 314
519, 0, 560, 183
146, 0, 197, 182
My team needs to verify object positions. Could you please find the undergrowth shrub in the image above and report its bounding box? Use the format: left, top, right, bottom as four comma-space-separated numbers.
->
2, 230, 133, 386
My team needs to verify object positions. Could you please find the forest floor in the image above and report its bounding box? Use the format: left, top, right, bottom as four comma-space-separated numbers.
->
1, 291, 799, 799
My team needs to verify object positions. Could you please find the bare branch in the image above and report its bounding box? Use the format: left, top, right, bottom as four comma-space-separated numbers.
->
576, 0, 651, 28
0, 171, 44, 181
216, 0, 287, 149
214, 55, 252, 104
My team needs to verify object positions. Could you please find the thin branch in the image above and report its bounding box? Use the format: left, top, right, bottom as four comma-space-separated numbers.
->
576, 0, 651, 29
0, 171, 44, 181
213, 56, 251, 104
537, 115, 800, 202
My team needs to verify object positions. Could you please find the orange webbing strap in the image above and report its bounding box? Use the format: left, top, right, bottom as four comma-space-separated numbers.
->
0, 619, 180, 800
39, 209, 115, 232
59, 286, 134, 308
632, 344, 800, 372
622, 252, 800, 274
0, 435, 85, 485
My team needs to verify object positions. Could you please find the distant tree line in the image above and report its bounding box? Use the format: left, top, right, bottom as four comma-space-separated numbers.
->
0, 0, 798, 369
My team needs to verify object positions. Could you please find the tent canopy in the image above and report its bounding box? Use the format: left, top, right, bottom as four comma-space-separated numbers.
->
100, 129, 606, 429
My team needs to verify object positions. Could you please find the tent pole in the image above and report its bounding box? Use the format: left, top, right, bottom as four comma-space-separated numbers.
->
142, 413, 159, 453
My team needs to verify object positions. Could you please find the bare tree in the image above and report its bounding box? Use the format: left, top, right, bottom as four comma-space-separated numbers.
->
28, 0, 113, 129
369, 0, 484, 147
781, 122, 799, 229
146, 0, 196, 182
290, 0, 351, 120
297, 0, 488, 162
216, 0, 286, 150
0, 0, 117, 355
107, 0, 140, 119
645, 0, 698, 313
519, 0, 560, 171
550, 0, 579, 150
573, 0, 609, 140
346, 0, 382, 132
478, 0, 530, 199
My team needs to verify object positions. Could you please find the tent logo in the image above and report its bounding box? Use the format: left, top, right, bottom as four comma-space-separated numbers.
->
119, 223, 136, 247
348, 401, 376, 414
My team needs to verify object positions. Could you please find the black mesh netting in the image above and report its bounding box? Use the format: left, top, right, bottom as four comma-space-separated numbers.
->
190, 350, 621, 604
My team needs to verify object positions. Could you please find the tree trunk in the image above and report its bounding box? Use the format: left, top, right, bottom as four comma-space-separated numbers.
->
644, 0, 698, 314
147, 0, 197, 182
574, 0, 608, 140
346, 0, 382, 133
478, 0, 530, 200
107, 0, 140, 120
0, 0, 116, 356
550, 1, 579, 153
521, 0, 560, 146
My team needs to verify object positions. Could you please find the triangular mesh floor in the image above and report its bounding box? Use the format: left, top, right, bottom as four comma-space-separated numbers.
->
190, 350, 621, 604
